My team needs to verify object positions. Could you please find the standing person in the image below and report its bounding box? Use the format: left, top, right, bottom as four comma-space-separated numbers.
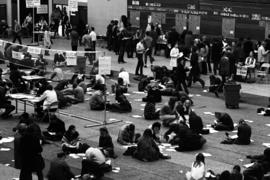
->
20, 126, 45, 180
143, 31, 154, 67
135, 39, 145, 76
44, 27, 52, 56
112, 21, 119, 55
186, 153, 205, 180
81, 31, 93, 65
106, 20, 114, 50
188, 47, 205, 89
47, 152, 75, 180
219, 48, 231, 84
14, 123, 27, 170
13, 19, 22, 44
175, 56, 189, 94
90, 27, 97, 62
70, 26, 79, 51
117, 27, 128, 63
170, 43, 180, 69
212, 38, 223, 75
257, 41, 269, 66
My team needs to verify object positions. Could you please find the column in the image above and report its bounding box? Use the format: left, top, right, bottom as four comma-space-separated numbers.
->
48, 0, 53, 23
7, 0, 12, 27
17, 0, 20, 23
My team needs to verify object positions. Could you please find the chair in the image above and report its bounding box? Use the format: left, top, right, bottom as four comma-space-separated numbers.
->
257, 63, 270, 82
46, 101, 59, 122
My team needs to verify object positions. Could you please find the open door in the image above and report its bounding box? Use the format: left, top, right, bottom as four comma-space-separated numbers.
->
175, 14, 187, 33
222, 18, 235, 39
188, 15, 200, 34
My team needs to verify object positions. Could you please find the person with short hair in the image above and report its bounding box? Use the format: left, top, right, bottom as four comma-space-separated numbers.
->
231, 165, 243, 180
118, 68, 130, 86
212, 112, 234, 131
99, 127, 116, 158
117, 123, 139, 145
151, 122, 162, 144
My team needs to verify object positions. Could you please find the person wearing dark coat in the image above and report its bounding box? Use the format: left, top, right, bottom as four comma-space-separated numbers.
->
43, 115, 66, 141
144, 101, 159, 120
244, 148, 270, 180
20, 126, 45, 180
234, 119, 252, 145
14, 123, 27, 170
133, 129, 169, 162
211, 38, 223, 75
54, 80, 69, 91
188, 47, 205, 88
107, 94, 132, 113
175, 56, 189, 94
212, 112, 234, 131
0, 83, 15, 118
99, 127, 116, 158
89, 90, 105, 111
47, 152, 74, 180
189, 111, 209, 135
219, 49, 231, 84
231, 165, 243, 180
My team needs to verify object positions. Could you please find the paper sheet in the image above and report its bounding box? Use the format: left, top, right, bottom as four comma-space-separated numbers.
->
165, 148, 176, 152
124, 93, 130, 96
203, 112, 215, 116
134, 99, 142, 102
263, 143, 270, 148
132, 91, 146, 94
132, 115, 142, 118
0, 137, 14, 144
203, 90, 208, 93
202, 153, 212, 157
245, 120, 254, 123
140, 104, 146, 107
243, 163, 254, 168
195, 94, 201, 97
0, 148, 11, 151
69, 154, 80, 159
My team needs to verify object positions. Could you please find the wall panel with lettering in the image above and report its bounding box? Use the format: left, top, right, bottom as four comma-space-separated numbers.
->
175, 14, 187, 33
189, 15, 201, 34
222, 18, 235, 39
130, 10, 140, 27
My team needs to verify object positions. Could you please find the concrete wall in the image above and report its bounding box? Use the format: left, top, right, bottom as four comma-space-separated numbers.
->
88, 0, 127, 36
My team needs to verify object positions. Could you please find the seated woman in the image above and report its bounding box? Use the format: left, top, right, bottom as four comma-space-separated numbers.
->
212, 112, 234, 131
160, 97, 178, 127
107, 94, 132, 113
89, 90, 105, 111
186, 153, 206, 180
99, 127, 116, 158
151, 122, 162, 144
189, 111, 209, 135
221, 119, 251, 145
144, 101, 159, 120
54, 51, 66, 66
133, 129, 170, 162
43, 115, 66, 141
164, 121, 206, 151
61, 125, 89, 154
117, 123, 140, 145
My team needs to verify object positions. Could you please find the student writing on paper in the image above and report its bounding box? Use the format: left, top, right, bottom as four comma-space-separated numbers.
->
117, 123, 140, 145
99, 127, 117, 158
212, 112, 234, 131
107, 94, 132, 113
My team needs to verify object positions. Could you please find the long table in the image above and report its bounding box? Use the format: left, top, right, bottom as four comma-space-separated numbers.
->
8, 93, 39, 113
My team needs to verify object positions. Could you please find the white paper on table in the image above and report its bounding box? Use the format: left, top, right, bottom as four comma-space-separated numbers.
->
262, 143, 270, 148
243, 163, 254, 168
204, 112, 215, 116
140, 104, 146, 107
132, 115, 142, 118
202, 153, 212, 157
69, 154, 80, 159
245, 120, 254, 123
0, 148, 11, 151
124, 93, 130, 96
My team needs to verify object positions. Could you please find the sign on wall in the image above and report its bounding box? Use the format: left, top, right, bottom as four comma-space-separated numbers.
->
26, 0, 41, 8
98, 56, 111, 75
37, 5, 48, 14
68, 0, 78, 12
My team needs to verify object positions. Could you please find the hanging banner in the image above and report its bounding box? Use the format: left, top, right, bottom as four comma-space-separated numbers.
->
12, 51, 24, 60
28, 46, 42, 54
37, 5, 48, 14
98, 56, 111, 75
26, 0, 41, 8
68, 0, 78, 12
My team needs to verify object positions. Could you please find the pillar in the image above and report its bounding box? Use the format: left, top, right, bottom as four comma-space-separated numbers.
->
48, 0, 53, 23
7, 0, 12, 27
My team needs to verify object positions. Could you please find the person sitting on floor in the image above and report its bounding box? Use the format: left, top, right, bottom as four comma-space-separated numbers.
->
0, 82, 15, 118
133, 129, 170, 162
89, 90, 106, 111
164, 121, 207, 151
118, 68, 130, 87
43, 115, 66, 141
189, 111, 209, 135
107, 94, 132, 113
61, 125, 89, 154
212, 112, 234, 131
144, 101, 159, 120
221, 119, 251, 145
209, 75, 222, 97
244, 148, 270, 180
183, 99, 192, 115
142, 80, 162, 103
117, 123, 140, 145
54, 51, 66, 66
151, 122, 162, 144
62, 83, 84, 104
186, 153, 206, 180
47, 152, 75, 180
160, 97, 178, 127
91, 74, 106, 91
81, 147, 112, 179
231, 165, 243, 180
112, 77, 128, 96
99, 127, 117, 158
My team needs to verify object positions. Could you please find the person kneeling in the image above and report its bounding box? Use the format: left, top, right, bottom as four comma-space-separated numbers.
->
107, 94, 132, 113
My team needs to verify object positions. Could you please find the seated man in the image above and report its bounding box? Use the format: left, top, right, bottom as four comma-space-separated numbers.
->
112, 77, 128, 95
81, 147, 112, 179
107, 94, 132, 113
99, 127, 116, 158
62, 83, 84, 104
117, 123, 140, 145
189, 111, 209, 135
0, 82, 15, 118
142, 81, 162, 103
43, 115, 66, 141
144, 101, 159, 120
35, 84, 58, 117
89, 90, 105, 111
160, 97, 178, 127
183, 99, 192, 115
212, 112, 234, 131
209, 75, 222, 97
61, 125, 89, 154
